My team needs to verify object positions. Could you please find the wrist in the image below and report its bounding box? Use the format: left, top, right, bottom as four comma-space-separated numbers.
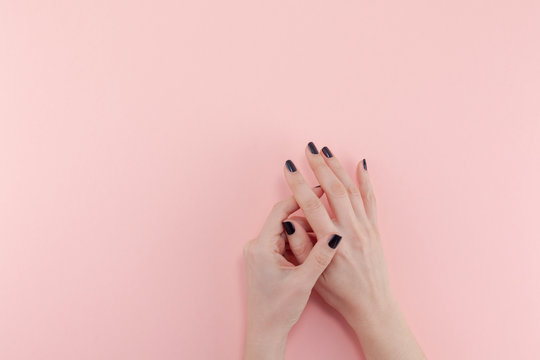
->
244, 322, 288, 360
337, 289, 405, 335
345, 298, 426, 360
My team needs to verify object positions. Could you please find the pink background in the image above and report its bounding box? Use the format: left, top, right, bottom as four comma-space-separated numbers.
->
1, 1, 539, 359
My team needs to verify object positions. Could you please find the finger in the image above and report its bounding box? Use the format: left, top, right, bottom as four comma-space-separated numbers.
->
283, 249, 300, 266
320, 146, 369, 222
357, 159, 377, 225
288, 216, 313, 233
282, 219, 313, 264
259, 186, 324, 242
289, 217, 317, 248
299, 233, 342, 284
284, 159, 336, 238
305, 142, 356, 225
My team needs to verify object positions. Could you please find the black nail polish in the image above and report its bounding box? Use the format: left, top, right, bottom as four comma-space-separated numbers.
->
285, 160, 297, 172
321, 146, 333, 158
282, 221, 295, 235
308, 142, 318, 154
363, 158, 367, 171
315, 185, 321, 188
328, 234, 342, 249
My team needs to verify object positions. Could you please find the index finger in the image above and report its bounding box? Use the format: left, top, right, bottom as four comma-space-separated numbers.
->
283, 159, 336, 238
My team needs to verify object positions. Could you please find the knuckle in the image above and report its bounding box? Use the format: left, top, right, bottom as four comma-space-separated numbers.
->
243, 240, 260, 259
366, 190, 376, 204
327, 181, 347, 198
313, 251, 330, 268
346, 183, 361, 197
271, 200, 289, 218
303, 197, 323, 212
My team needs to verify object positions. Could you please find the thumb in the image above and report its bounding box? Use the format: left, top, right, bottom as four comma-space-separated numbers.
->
299, 233, 342, 284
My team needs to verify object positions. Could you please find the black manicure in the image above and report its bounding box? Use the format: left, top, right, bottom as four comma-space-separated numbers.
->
321, 146, 333, 158
363, 158, 367, 171
315, 185, 321, 188
285, 160, 297, 172
282, 221, 295, 235
308, 142, 318, 154
328, 234, 342, 249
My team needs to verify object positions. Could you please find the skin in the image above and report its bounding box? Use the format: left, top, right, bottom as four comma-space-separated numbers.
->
244, 143, 426, 360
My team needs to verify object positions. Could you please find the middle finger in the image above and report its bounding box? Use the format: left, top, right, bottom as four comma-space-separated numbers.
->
305, 142, 356, 225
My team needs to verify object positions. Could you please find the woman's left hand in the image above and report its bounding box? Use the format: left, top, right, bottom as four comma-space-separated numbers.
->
244, 187, 342, 360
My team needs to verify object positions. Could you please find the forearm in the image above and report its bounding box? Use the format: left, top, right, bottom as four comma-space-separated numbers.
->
347, 300, 426, 360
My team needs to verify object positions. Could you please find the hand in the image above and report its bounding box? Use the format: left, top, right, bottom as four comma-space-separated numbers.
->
282, 142, 425, 360
243, 189, 343, 360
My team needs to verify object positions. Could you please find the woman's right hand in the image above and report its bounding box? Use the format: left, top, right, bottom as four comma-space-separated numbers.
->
283, 142, 425, 360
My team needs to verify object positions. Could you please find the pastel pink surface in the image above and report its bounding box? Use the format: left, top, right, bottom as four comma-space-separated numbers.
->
1, 1, 539, 359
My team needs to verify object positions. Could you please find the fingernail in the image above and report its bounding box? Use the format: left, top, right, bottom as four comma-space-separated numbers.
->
321, 146, 333, 158
282, 221, 295, 235
308, 142, 318, 154
285, 160, 297, 172
363, 158, 367, 171
328, 234, 342, 249
314, 185, 321, 188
